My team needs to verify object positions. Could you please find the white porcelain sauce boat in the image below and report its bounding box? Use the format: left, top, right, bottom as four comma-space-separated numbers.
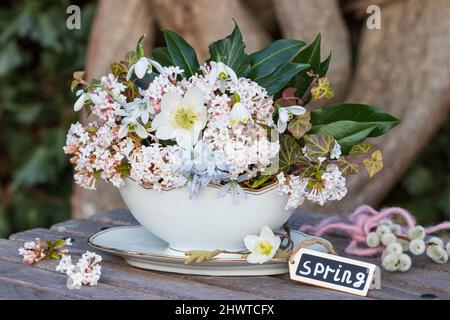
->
118, 179, 293, 252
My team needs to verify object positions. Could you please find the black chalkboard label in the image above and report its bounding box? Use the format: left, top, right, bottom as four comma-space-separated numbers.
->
289, 248, 376, 296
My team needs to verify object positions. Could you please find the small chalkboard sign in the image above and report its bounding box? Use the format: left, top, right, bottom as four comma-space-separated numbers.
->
289, 248, 376, 296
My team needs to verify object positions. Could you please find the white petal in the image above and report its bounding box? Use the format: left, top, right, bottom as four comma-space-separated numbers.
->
279, 109, 289, 122
141, 111, 149, 124
149, 59, 165, 75
135, 58, 149, 79
244, 235, 259, 252
260, 226, 275, 241
286, 106, 306, 116
175, 130, 193, 147
89, 93, 103, 105
224, 64, 238, 82
277, 118, 287, 133
183, 86, 205, 107
207, 63, 218, 83
151, 112, 170, 129
247, 253, 270, 264
270, 237, 281, 252
75, 89, 84, 97
126, 65, 135, 81
160, 91, 182, 113
118, 124, 128, 139
197, 106, 207, 128
74, 93, 86, 111
155, 126, 174, 140
135, 123, 149, 139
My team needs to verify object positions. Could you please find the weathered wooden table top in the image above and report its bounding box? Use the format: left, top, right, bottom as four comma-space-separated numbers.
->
0, 208, 448, 300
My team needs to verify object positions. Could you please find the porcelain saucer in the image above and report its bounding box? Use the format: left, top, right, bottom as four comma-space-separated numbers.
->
88, 225, 333, 276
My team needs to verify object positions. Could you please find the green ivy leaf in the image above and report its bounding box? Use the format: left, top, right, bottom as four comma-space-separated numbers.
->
288, 111, 312, 139
151, 47, 173, 67
248, 39, 305, 80
256, 62, 309, 96
125, 51, 139, 67
336, 156, 360, 175
44, 240, 54, 248
279, 134, 303, 172
363, 150, 384, 178
162, 29, 199, 78
52, 239, 66, 248
123, 81, 139, 101
303, 133, 335, 159
310, 103, 400, 154
110, 63, 127, 78
208, 22, 249, 76
349, 143, 374, 156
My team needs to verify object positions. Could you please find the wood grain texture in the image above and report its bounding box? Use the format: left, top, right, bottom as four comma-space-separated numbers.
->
274, 0, 351, 101
1, 209, 448, 300
152, 0, 272, 62
305, 0, 450, 214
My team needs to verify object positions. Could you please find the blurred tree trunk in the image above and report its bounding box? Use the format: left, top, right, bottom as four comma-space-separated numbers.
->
274, 0, 351, 101
152, 0, 272, 62
72, 0, 154, 218
303, 0, 450, 214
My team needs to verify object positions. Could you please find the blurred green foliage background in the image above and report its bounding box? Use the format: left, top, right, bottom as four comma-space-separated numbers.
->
0, 0, 448, 238
0, 0, 95, 237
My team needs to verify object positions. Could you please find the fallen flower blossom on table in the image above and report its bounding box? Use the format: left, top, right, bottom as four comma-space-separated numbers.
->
56, 251, 102, 289
18, 238, 72, 265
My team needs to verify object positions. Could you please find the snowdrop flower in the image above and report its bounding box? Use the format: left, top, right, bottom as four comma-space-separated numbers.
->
244, 226, 281, 264
127, 57, 164, 80
229, 102, 252, 126
276, 105, 306, 133
152, 86, 207, 146
208, 61, 238, 89
126, 97, 154, 124
74, 90, 103, 112
118, 117, 149, 139
366, 232, 380, 248
428, 237, 444, 247
409, 238, 425, 255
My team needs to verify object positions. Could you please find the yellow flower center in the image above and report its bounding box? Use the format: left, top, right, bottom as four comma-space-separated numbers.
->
254, 240, 273, 256
171, 106, 197, 130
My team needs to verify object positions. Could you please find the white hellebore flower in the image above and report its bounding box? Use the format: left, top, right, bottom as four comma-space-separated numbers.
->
277, 105, 306, 133
152, 86, 207, 146
126, 57, 164, 80
229, 102, 252, 126
244, 226, 281, 264
118, 117, 148, 139
74, 90, 103, 112
208, 61, 238, 90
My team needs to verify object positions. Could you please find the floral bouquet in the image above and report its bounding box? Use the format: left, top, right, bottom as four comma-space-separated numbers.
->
65, 24, 399, 210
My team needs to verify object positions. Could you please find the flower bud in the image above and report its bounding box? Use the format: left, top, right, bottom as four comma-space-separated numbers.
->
397, 238, 410, 252
428, 237, 444, 247
409, 238, 425, 255
366, 232, 380, 248
386, 242, 403, 255
382, 253, 399, 271
390, 224, 402, 235
398, 253, 412, 272
381, 233, 397, 246
376, 225, 392, 238
426, 244, 448, 264
407, 225, 425, 240
378, 219, 392, 227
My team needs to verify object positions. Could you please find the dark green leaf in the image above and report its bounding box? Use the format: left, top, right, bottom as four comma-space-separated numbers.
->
256, 62, 309, 96
293, 34, 321, 72
318, 51, 331, 77
248, 39, 305, 80
251, 175, 272, 189
163, 29, 199, 77
310, 103, 400, 154
151, 47, 173, 67
208, 23, 249, 76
